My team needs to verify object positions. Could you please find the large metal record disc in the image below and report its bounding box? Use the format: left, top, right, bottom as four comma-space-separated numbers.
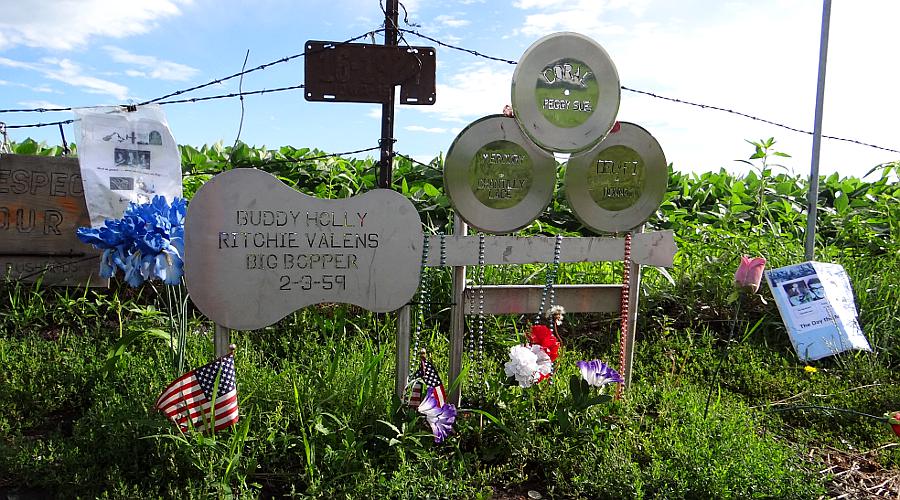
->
512, 32, 620, 153
444, 115, 556, 234
565, 122, 667, 233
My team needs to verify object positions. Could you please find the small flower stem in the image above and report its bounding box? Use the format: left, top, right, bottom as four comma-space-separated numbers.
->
704, 292, 744, 418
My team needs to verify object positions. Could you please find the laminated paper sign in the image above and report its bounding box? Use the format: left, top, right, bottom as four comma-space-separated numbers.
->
766, 261, 871, 361
75, 105, 183, 227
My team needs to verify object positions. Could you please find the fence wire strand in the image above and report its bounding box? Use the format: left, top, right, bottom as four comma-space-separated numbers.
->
2, 28, 899, 156
138, 29, 383, 106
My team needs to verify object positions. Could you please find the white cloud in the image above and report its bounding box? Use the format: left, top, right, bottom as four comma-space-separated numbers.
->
0, 75, 57, 94
435, 15, 470, 28
411, 61, 514, 123
1, 56, 129, 100
104, 46, 199, 81
0, 56, 40, 70
42, 58, 129, 100
405, 125, 448, 133
514, 0, 650, 35
30, 85, 57, 93
509, 0, 900, 178
0, 0, 190, 51
399, 0, 421, 16
17, 100, 68, 110
514, 0, 569, 9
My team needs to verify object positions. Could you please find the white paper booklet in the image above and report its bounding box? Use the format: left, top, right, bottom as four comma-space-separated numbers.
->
765, 261, 870, 361
75, 105, 183, 227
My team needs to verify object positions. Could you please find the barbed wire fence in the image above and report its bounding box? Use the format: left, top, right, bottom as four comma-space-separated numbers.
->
2, 27, 899, 156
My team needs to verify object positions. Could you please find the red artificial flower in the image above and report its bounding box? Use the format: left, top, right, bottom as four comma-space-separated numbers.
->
888, 412, 900, 437
529, 324, 560, 362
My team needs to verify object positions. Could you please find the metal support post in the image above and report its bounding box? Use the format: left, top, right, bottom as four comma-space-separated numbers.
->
214, 323, 231, 358
395, 304, 410, 398
447, 213, 468, 405
804, 0, 832, 261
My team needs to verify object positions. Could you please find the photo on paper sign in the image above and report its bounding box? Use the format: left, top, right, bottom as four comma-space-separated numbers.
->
782, 279, 822, 307
114, 148, 151, 169
766, 261, 815, 283
109, 177, 134, 191
135, 178, 157, 204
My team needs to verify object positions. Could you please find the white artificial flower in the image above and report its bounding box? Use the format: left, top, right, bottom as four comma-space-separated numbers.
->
533, 345, 553, 380
504, 344, 554, 387
504, 345, 539, 387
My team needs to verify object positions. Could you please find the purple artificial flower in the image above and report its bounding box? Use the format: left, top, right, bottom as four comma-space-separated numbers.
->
576, 360, 624, 388
418, 387, 457, 443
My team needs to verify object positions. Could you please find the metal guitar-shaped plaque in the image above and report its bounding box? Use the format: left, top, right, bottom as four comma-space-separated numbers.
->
184, 169, 423, 330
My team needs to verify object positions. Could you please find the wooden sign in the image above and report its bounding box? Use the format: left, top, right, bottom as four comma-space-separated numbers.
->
0, 154, 103, 286
184, 169, 423, 330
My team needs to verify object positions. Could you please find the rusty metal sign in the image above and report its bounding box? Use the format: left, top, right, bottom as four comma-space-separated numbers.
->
184, 168, 423, 330
0, 154, 104, 286
304, 40, 436, 105
565, 122, 668, 233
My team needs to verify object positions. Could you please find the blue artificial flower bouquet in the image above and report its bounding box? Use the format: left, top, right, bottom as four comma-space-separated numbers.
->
76, 196, 187, 286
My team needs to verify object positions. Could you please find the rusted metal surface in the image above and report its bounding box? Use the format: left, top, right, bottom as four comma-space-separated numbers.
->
304, 41, 436, 105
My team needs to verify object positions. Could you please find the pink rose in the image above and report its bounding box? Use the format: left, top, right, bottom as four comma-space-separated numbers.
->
734, 256, 766, 293
502, 105, 514, 117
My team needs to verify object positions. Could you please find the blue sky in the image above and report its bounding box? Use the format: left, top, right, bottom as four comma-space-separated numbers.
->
1, 0, 898, 178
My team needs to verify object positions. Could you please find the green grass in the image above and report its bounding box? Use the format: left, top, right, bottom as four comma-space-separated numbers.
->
0, 138, 898, 498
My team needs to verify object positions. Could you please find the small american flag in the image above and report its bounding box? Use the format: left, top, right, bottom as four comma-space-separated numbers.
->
155, 355, 239, 433
408, 357, 445, 408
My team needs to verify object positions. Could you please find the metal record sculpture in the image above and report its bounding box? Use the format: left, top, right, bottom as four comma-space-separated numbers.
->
565, 122, 668, 233
443, 115, 557, 234
511, 32, 620, 154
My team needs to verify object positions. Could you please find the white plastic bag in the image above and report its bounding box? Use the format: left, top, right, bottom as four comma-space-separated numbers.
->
75, 105, 183, 227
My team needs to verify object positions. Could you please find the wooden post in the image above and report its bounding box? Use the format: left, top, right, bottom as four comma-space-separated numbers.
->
622, 255, 642, 388
378, 0, 399, 189
447, 214, 468, 405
